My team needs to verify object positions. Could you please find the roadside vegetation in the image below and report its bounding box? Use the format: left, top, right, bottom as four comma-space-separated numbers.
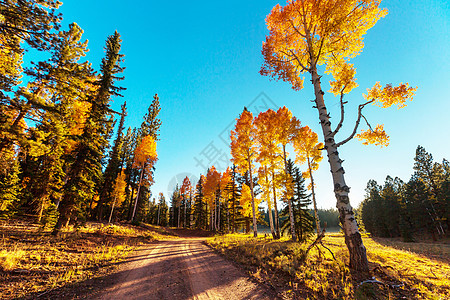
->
0, 218, 173, 299
207, 233, 450, 299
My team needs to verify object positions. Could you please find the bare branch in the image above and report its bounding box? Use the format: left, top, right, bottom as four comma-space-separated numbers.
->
330, 86, 347, 137
335, 99, 373, 147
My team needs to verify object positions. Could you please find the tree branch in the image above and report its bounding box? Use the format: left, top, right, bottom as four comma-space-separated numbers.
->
330, 86, 347, 137
335, 99, 373, 147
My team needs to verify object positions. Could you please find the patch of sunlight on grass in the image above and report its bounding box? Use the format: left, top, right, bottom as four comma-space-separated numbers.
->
0, 248, 26, 271
207, 233, 450, 299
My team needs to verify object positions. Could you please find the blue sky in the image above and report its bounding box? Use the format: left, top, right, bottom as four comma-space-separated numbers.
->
55, 0, 449, 209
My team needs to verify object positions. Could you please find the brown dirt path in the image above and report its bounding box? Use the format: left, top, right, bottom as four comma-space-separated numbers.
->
97, 237, 277, 300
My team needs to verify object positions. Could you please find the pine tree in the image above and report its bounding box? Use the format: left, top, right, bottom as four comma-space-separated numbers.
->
0, 0, 61, 101
17, 23, 93, 222
413, 146, 446, 236
194, 176, 207, 230
280, 159, 314, 241
52, 31, 124, 234
130, 94, 162, 220
97, 102, 127, 220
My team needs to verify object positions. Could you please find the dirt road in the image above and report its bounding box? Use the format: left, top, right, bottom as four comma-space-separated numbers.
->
97, 238, 277, 300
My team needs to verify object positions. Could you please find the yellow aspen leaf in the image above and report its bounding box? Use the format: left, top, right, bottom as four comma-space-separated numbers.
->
355, 124, 389, 147
364, 82, 417, 109
327, 61, 358, 95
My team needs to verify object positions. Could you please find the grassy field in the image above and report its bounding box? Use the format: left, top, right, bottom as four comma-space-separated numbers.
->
206, 233, 450, 299
0, 218, 174, 299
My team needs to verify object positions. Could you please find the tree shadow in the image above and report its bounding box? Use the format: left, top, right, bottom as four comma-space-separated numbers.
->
15, 239, 274, 300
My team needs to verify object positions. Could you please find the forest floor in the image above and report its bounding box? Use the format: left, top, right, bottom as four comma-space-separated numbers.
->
207, 233, 450, 299
1, 218, 449, 299
0, 218, 278, 299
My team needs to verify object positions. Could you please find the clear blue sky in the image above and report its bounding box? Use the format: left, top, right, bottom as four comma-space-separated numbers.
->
55, 0, 449, 209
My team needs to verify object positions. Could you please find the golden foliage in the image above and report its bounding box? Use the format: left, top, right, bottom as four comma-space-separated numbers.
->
230, 109, 257, 175
327, 61, 358, 95
0, 35, 23, 84
365, 81, 417, 109
276, 106, 300, 148
240, 183, 261, 218
293, 126, 323, 179
261, 0, 387, 90
355, 124, 389, 147
133, 135, 158, 186
133, 135, 158, 169
112, 170, 127, 206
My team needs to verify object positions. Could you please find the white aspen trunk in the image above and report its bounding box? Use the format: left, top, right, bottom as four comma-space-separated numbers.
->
308, 158, 321, 236
108, 196, 117, 223
310, 66, 369, 272
131, 166, 145, 221
271, 171, 281, 239
177, 204, 181, 228
217, 198, 221, 231
265, 169, 276, 239
227, 200, 230, 233
248, 158, 258, 238
157, 204, 160, 225
184, 197, 187, 228
38, 198, 45, 223
283, 147, 297, 242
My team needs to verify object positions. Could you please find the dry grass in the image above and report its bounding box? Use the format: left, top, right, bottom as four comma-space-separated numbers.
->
207, 233, 450, 299
0, 219, 172, 299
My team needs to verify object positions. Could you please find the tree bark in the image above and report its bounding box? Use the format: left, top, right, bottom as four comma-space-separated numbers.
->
131, 166, 144, 221
157, 204, 160, 225
265, 169, 276, 239
271, 171, 281, 239
308, 158, 321, 236
310, 66, 369, 272
248, 158, 258, 237
108, 196, 117, 223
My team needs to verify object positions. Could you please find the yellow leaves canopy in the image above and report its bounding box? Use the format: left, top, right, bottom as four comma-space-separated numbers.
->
240, 183, 261, 219
133, 135, 158, 186
355, 124, 389, 147
293, 126, 323, 177
112, 169, 127, 206
254, 109, 282, 167
230, 109, 257, 175
133, 135, 158, 169
276, 106, 300, 148
328, 61, 358, 96
365, 82, 417, 109
261, 0, 387, 90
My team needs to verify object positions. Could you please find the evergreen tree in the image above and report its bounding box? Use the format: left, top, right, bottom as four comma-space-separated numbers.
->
131, 95, 161, 221
413, 146, 446, 236
17, 23, 93, 222
280, 159, 314, 241
194, 176, 207, 229
53, 31, 124, 234
0, 0, 61, 101
97, 102, 127, 220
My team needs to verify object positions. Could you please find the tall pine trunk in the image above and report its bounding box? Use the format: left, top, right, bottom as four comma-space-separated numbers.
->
310, 65, 369, 272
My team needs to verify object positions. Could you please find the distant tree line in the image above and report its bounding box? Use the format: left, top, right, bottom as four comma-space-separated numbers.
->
359, 146, 449, 241
0, 0, 166, 232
